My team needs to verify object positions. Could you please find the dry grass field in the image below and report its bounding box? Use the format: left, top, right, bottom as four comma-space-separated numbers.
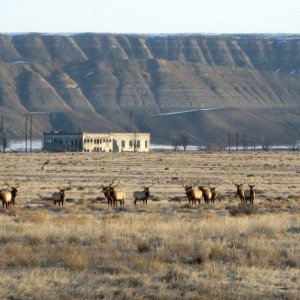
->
0, 151, 299, 299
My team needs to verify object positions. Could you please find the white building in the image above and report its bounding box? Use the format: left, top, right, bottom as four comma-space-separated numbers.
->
43, 131, 150, 152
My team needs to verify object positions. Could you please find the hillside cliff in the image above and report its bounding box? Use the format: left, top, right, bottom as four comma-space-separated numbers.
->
0, 33, 300, 145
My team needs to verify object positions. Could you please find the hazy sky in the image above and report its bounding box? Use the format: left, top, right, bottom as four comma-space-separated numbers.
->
0, 0, 299, 34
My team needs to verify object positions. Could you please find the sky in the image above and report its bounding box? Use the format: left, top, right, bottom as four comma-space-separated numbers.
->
0, 0, 299, 34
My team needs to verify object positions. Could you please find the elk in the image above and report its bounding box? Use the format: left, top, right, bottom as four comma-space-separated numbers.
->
52, 181, 70, 206
0, 189, 12, 208
233, 182, 245, 203
10, 180, 20, 205
100, 186, 114, 206
133, 179, 157, 205
0, 179, 20, 207
108, 179, 125, 207
198, 185, 212, 204
245, 184, 256, 204
209, 182, 220, 204
182, 181, 202, 205
99, 180, 114, 206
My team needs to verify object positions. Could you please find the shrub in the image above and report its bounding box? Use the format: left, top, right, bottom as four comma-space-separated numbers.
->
228, 203, 256, 216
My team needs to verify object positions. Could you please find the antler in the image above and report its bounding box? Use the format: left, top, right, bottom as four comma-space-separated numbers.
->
57, 181, 62, 190
111, 179, 120, 188
144, 178, 159, 189
232, 180, 244, 186
3, 178, 10, 187
181, 179, 192, 188
15, 179, 20, 188
210, 181, 221, 189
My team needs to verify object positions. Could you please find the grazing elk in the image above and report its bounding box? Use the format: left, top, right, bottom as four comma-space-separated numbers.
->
52, 181, 70, 206
183, 181, 203, 205
133, 179, 157, 205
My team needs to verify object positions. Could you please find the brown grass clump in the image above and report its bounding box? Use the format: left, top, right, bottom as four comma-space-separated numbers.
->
62, 248, 89, 270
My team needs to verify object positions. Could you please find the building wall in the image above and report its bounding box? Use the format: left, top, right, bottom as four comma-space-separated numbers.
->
82, 132, 113, 152
43, 132, 150, 152
112, 133, 150, 152
43, 132, 82, 152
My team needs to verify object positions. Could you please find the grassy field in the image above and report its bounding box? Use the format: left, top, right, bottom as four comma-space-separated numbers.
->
0, 151, 299, 299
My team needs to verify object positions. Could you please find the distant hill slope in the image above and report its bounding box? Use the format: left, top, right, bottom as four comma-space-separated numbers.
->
0, 33, 300, 145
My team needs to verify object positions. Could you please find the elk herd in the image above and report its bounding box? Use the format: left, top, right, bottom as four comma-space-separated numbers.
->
0, 177, 256, 209
183, 181, 220, 205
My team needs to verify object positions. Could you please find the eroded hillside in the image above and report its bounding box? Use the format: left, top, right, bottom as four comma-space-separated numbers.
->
0, 33, 300, 144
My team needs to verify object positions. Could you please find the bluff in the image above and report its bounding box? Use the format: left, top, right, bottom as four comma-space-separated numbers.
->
0, 33, 300, 145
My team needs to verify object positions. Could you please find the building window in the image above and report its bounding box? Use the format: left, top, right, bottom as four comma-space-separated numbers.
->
121, 140, 125, 148
137, 140, 140, 148
129, 140, 133, 148
145, 140, 148, 148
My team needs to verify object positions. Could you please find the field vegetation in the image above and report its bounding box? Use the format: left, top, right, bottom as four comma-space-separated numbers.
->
0, 151, 299, 299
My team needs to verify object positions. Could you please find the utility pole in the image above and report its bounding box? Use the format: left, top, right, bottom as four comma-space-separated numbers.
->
25, 112, 51, 152
29, 114, 32, 152
236, 131, 239, 151
228, 132, 231, 151
129, 110, 133, 132
25, 114, 28, 152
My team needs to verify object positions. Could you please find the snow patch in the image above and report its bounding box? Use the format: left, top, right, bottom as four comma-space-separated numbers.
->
11, 60, 28, 64
86, 71, 94, 77
155, 107, 226, 116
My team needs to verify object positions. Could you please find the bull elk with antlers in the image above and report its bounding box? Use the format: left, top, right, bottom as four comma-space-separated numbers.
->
100, 179, 125, 207
233, 181, 256, 205
133, 179, 158, 205
99, 179, 116, 206
245, 184, 256, 204
198, 185, 212, 204
182, 180, 202, 206
0, 179, 20, 208
209, 182, 220, 204
52, 181, 70, 206
110, 179, 125, 206
233, 182, 245, 203
10, 180, 20, 205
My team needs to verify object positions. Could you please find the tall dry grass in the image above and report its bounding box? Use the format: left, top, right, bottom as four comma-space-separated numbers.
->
0, 151, 299, 299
